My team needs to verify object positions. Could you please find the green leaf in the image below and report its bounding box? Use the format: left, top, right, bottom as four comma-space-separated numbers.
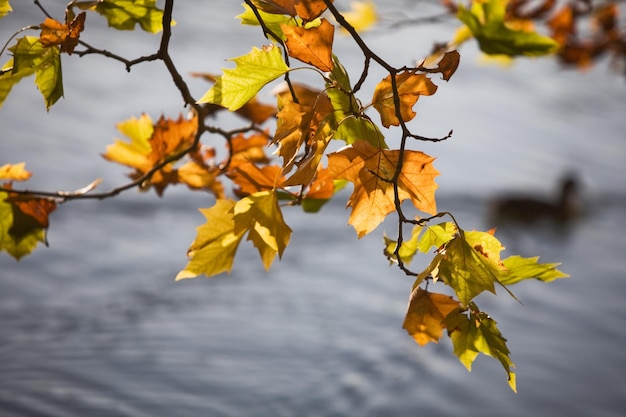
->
0, 58, 34, 109
436, 234, 500, 306
445, 306, 517, 392
233, 190, 292, 270
457, 0, 558, 57
0, 191, 46, 260
500, 255, 569, 285
417, 221, 456, 253
0, 0, 12, 18
176, 199, 245, 279
2, 37, 63, 110
197, 44, 289, 111
237, 3, 292, 40
74, 0, 165, 33
35, 44, 63, 110
384, 225, 422, 266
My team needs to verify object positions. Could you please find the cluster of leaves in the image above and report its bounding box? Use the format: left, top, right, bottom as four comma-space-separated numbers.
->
5, 0, 619, 390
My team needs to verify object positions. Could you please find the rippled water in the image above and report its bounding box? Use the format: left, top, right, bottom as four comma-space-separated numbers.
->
2, 1, 626, 416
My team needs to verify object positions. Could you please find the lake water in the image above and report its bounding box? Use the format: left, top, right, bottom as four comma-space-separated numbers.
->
1, 1, 626, 416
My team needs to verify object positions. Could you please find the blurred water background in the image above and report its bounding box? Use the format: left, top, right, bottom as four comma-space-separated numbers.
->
1, 1, 626, 416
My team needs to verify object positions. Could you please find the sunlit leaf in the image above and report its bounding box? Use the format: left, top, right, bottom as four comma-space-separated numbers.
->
445, 306, 517, 392
198, 45, 289, 111
327, 140, 438, 237
39, 12, 86, 54
228, 162, 284, 196
403, 288, 461, 346
2, 36, 63, 110
457, 0, 558, 56
340, 0, 378, 32
74, 0, 165, 33
1, 0, 12, 18
233, 190, 292, 270
384, 225, 423, 266
176, 199, 245, 279
417, 222, 457, 253
371, 71, 437, 128
0, 163, 32, 182
282, 18, 334, 71
500, 255, 569, 285
237, 3, 293, 41
294, 0, 331, 22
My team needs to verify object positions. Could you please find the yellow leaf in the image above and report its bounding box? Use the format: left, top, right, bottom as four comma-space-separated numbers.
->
0, 163, 32, 181
340, 0, 378, 32
176, 199, 244, 279
371, 71, 437, 128
233, 191, 292, 270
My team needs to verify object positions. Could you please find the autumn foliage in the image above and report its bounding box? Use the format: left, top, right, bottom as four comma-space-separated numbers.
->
1, 0, 623, 392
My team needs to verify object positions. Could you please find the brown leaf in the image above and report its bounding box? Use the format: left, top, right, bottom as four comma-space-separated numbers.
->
403, 288, 461, 346
251, 0, 296, 16
227, 132, 271, 169
6, 193, 57, 242
282, 18, 335, 71
372, 71, 437, 128
39, 12, 86, 54
420, 49, 460, 81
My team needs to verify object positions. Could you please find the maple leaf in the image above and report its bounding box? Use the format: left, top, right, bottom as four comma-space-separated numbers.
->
384, 225, 422, 266
2, 36, 63, 110
234, 190, 292, 270
327, 140, 439, 238
250, 0, 296, 16
74, 0, 165, 33
0, 163, 32, 181
227, 132, 271, 169
191, 73, 276, 123
403, 288, 461, 346
273, 83, 334, 172
103, 113, 205, 196
228, 162, 284, 196
436, 233, 504, 306
282, 18, 334, 71
0, 0, 12, 18
0, 187, 56, 260
372, 71, 437, 128
237, 3, 294, 41
418, 49, 461, 81
294, 0, 331, 22
282, 117, 334, 186
445, 306, 517, 392
456, 0, 558, 56
176, 199, 245, 279
301, 167, 337, 212
340, 0, 378, 32
197, 45, 289, 111
39, 12, 86, 54
417, 221, 457, 253
500, 255, 569, 285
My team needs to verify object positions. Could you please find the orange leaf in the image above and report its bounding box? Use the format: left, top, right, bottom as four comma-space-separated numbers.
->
304, 167, 334, 200
327, 140, 438, 237
227, 132, 271, 169
294, 0, 332, 22
39, 12, 86, 54
282, 18, 334, 71
177, 161, 225, 199
403, 288, 461, 346
228, 162, 284, 196
273, 83, 333, 172
371, 71, 437, 128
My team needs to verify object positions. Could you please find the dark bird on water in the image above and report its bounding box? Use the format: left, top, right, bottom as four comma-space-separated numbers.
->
489, 174, 581, 227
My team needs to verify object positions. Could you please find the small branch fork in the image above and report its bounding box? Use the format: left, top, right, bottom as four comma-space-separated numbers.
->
2, 0, 256, 203
322, 0, 453, 278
